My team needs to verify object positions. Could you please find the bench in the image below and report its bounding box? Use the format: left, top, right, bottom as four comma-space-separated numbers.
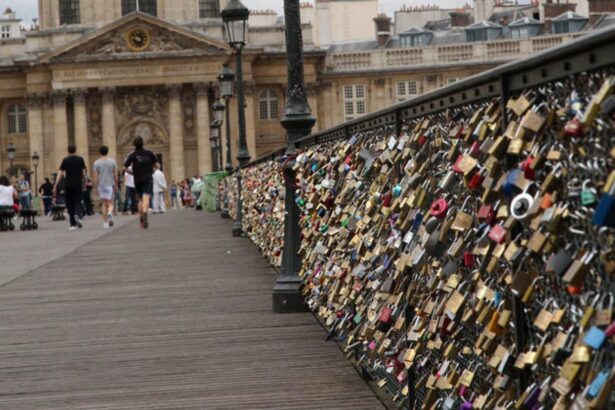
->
19, 209, 38, 231
0, 209, 15, 231
52, 205, 66, 221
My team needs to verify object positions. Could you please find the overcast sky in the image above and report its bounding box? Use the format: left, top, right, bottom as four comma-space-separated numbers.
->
3, 0, 473, 25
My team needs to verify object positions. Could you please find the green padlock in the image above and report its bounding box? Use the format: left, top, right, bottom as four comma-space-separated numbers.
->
581, 179, 597, 206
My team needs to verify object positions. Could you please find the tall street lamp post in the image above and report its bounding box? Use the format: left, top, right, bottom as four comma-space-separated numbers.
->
217, 64, 235, 219
221, 0, 250, 237
272, 0, 316, 313
210, 121, 221, 171
7, 142, 16, 176
31, 151, 40, 195
212, 99, 226, 172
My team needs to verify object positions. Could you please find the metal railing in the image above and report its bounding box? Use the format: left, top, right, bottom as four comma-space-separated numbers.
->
294, 24, 615, 149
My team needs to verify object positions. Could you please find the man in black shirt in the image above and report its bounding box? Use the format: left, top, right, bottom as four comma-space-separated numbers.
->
54, 145, 86, 230
124, 136, 158, 229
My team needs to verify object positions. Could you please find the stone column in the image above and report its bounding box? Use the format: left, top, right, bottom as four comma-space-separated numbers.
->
195, 83, 212, 175
27, 94, 46, 180
52, 91, 69, 170
101, 87, 117, 162
73, 89, 89, 165
167, 85, 185, 182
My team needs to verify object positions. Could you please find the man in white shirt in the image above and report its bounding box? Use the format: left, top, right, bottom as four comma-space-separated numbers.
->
152, 167, 167, 214
122, 168, 136, 215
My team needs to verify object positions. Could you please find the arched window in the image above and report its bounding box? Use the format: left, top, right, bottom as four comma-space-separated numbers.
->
259, 90, 279, 120
59, 0, 80, 25
7, 104, 27, 134
122, 0, 158, 17
199, 0, 220, 18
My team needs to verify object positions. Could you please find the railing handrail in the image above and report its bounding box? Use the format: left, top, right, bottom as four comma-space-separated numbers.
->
295, 24, 615, 148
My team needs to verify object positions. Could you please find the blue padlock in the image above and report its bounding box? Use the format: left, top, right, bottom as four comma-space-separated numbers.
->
392, 184, 402, 198
592, 181, 615, 227
502, 168, 522, 197
588, 370, 610, 398
584, 326, 606, 350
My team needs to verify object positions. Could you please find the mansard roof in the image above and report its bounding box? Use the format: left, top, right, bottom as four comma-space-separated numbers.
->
40, 11, 230, 64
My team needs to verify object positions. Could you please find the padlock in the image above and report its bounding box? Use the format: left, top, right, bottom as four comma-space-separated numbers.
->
451, 197, 474, 231
430, 197, 449, 219
510, 183, 539, 220
584, 326, 606, 350
502, 168, 522, 197
467, 168, 486, 190
477, 201, 497, 226
591, 177, 615, 227
488, 224, 508, 244
581, 179, 597, 206
564, 116, 584, 137
595, 293, 613, 327
520, 102, 550, 133
521, 155, 536, 180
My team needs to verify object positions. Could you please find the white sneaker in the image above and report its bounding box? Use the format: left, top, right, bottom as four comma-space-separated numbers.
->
69, 226, 78, 231
103, 222, 110, 229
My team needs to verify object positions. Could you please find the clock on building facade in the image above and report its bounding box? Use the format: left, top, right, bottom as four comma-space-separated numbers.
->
125, 27, 151, 51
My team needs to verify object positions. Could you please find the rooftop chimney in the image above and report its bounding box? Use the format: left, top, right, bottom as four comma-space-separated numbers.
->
450, 11, 472, 27
373, 14, 392, 47
588, 0, 615, 25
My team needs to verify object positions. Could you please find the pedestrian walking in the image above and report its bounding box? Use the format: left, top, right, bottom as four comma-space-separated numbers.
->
152, 167, 167, 213
93, 145, 118, 229
54, 145, 86, 230
39, 177, 54, 216
123, 136, 157, 229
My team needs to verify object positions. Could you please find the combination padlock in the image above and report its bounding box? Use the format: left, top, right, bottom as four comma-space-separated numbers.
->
510, 183, 539, 220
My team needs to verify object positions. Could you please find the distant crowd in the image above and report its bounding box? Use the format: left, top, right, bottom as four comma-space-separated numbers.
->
0, 138, 203, 231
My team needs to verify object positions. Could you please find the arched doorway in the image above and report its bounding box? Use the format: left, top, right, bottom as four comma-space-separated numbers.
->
117, 117, 169, 171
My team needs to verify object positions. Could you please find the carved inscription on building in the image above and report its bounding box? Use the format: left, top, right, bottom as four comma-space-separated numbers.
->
54, 63, 217, 83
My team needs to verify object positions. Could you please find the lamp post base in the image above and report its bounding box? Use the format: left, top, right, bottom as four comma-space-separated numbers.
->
232, 222, 243, 237
273, 278, 308, 313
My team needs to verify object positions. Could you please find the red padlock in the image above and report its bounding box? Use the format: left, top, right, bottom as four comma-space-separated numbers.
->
336, 310, 344, 319
467, 171, 484, 190
488, 224, 508, 244
378, 307, 393, 324
463, 252, 474, 267
418, 135, 427, 146
430, 198, 449, 218
452, 154, 465, 174
382, 192, 392, 208
469, 141, 481, 158
564, 117, 584, 138
521, 156, 536, 180
478, 204, 496, 225
605, 321, 615, 337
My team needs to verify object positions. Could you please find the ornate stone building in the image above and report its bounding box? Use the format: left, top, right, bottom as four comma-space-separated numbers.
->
0, 0, 613, 184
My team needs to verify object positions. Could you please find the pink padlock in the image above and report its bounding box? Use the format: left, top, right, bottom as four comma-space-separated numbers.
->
430, 198, 449, 218
605, 321, 615, 337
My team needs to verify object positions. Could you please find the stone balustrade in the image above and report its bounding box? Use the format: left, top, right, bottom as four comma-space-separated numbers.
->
325, 32, 586, 72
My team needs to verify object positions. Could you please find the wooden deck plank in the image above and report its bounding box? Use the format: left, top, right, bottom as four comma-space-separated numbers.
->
0, 211, 383, 410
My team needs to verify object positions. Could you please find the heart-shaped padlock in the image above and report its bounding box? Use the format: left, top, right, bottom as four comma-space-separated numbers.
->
510, 183, 539, 220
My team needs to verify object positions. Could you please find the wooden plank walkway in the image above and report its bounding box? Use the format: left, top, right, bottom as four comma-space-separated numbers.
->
0, 211, 383, 410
